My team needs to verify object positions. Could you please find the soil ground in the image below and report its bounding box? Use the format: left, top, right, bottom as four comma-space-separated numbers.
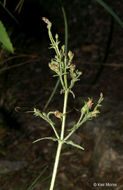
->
0, 1, 123, 190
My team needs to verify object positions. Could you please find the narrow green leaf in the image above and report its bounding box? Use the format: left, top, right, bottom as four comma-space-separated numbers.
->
33, 137, 58, 143
95, 0, 123, 28
65, 140, 84, 150
0, 20, 14, 53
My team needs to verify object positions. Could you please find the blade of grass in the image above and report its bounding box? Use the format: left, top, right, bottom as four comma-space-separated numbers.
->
15, 0, 25, 13
3, 0, 6, 7
43, 79, 60, 110
60, 0, 68, 57
95, 0, 123, 28
0, 2, 19, 24
27, 166, 48, 190
38, 174, 51, 184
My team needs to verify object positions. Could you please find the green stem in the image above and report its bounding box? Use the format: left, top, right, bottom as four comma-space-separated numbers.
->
50, 123, 60, 139
49, 141, 63, 190
63, 57, 68, 89
59, 74, 65, 89
64, 128, 74, 141
60, 90, 68, 139
48, 28, 60, 57
49, 90, 68, 190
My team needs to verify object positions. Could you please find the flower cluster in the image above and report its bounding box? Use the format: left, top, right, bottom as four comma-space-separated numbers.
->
33, 18, 104, 151
68, 93, 104, 134
42, 17, 82, 95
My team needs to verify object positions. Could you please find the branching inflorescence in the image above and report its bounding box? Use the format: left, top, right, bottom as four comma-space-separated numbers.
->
33, 18, 103, 190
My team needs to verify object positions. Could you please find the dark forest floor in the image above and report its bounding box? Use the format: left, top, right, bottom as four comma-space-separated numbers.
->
0, 1, 123, 190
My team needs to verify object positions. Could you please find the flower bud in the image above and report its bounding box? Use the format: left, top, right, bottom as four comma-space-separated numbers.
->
100, 92, 103, 98
55, 34, 59, 42
54, 110, 62, 118
68, 51, 74, 58
81, 104, 87, 115
61, 45, 65, 53
87, 99, 93, 108
49, 62, 59, 74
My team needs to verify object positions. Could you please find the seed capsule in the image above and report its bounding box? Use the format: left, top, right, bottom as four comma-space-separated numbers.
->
54, 111, 62, 118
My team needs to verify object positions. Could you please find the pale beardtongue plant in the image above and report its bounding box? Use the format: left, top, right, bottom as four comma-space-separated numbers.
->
33, 17, 104, 190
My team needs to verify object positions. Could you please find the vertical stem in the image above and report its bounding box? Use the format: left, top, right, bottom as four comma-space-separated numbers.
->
48, 5, 69, 187
60, 90, 68, 139
49, 90, 69, 190
49, 142, 63, 190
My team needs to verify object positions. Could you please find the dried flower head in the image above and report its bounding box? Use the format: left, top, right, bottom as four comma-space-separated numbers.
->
54, 111, 62, 118
42, 17, 51, 26
49, 62, 59, 74
87, 99, 93, 108
92, 113, 97, 117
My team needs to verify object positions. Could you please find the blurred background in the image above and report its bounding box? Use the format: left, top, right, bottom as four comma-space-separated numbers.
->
0, 0, 123, 189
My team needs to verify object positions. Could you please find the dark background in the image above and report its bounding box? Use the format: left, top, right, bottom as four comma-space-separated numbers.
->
0, 0, 123, 190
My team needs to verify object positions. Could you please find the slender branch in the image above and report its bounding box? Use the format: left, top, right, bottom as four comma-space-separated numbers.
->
50, 123, 60, 139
